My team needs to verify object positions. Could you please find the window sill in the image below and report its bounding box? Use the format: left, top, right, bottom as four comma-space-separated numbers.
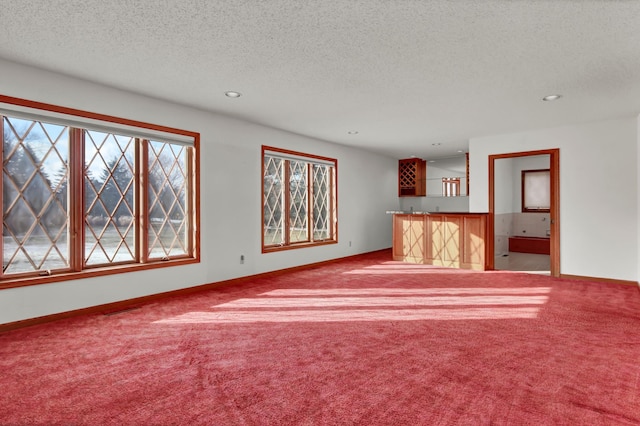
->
0, 257, 200, 290
262, 240, 338, 253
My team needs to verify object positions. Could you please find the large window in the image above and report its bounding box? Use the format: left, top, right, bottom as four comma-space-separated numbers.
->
262, 146, 337, 252
0, 96, 199, 288
522, 169, 550, 212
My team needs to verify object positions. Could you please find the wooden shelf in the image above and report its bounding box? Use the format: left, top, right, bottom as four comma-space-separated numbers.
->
398, 158, 426, 197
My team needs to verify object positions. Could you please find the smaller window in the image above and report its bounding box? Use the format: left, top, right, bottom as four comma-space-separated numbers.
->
262, 146, 337, 252
442, 178, 460, 197
522, 169, 550, 212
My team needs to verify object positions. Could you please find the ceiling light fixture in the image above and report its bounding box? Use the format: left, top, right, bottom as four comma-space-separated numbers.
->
347, 131, 359, 135
432, 143, 441, 146
225, 91, 242, 98
542, 94, 562, 101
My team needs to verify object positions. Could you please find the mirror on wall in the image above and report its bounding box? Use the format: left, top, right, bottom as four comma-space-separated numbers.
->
425, 155, 468, 197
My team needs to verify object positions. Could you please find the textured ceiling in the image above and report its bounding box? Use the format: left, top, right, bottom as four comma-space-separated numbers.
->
1, 1, 639, 159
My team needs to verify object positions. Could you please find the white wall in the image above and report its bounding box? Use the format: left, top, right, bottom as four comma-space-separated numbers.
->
398, 195, 469, 213
638, 114, 640, 287
493, 158, 514, 255
0, 59, 398, 324
494, 158, 514, 215
469, 118, 638, 281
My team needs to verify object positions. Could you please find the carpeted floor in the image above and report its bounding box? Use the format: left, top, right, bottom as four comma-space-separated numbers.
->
1, 250, 639, 425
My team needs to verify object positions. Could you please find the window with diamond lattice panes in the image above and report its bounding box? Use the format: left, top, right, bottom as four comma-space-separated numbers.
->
288, 160, 309, 243
0, 95, 199, 287
148, 141, 190, 259
3, 116, 70, 274
313, 164, 331, 240
263, 156, 285, 246
262, 146, 337, 251
84, 130, 136, 265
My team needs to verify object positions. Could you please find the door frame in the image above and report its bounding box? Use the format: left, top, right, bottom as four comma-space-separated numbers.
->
487, 149, 560, 277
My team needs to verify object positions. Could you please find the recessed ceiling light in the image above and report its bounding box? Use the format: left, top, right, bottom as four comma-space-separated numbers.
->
347, 131, 359, 135
542, 94, 562, 101
225, 91, 242, 98
457, 150, 464, 153
432, 143, 441, 146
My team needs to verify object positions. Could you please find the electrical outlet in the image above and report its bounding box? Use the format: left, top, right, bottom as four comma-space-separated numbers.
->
240, 254, 245, 264
349, 241, 352, 247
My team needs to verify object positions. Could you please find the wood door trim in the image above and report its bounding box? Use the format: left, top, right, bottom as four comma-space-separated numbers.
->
488, 149, 560, 277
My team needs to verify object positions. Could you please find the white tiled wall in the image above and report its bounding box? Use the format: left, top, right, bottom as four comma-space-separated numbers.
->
512, 212, 550, 238
494, 213, 512, 256
494, 212, 550, 256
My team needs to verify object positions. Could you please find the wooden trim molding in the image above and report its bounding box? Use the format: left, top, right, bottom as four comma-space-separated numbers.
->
560, 274, 639, 287
0, 249, 391, 333
261, 145, 338, 252
0, 94, 198, 138
521, 169, 551, 213
465, 152, 469, 196
488, 148, 560, 277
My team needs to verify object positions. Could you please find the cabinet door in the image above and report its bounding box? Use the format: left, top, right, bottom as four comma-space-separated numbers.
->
461, 215, 486, 270
392, 214, 426, 263
443, 215, 461, 267
407, 215, 426, 263
425, 215, 444, 266
392, 215, 410, 260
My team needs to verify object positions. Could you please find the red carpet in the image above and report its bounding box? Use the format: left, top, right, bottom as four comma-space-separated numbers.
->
1, 250, 639, 425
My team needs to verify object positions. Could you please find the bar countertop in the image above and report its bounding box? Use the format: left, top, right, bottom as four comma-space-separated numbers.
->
386, 211, 488, 215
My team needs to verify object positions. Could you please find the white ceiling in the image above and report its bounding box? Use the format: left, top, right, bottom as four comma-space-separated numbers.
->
1, 1, 639, 159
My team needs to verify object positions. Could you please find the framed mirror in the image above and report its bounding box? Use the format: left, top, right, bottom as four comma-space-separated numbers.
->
426, 155, 467, 197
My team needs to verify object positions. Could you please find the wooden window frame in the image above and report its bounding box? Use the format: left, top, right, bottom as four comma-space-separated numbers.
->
0, 95, 200, 290
442, 177, 461, 197
262, 145, 337, 253
522, 169, 550, 213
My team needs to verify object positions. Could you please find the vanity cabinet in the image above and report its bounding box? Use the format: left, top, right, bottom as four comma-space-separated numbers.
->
392, 213, 488, 270
398, 158, 426, 197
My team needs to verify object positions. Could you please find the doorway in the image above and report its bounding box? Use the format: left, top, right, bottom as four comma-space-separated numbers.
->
488, 149, 560, 277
